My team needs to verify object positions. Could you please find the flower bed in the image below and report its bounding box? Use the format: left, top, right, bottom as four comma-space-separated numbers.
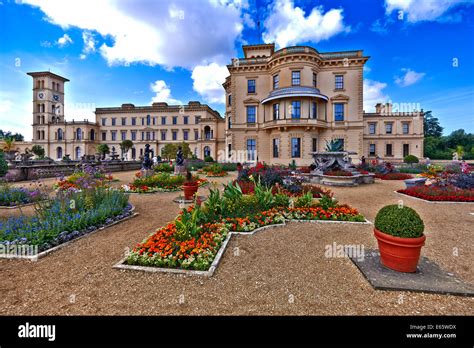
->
223, 210, 285, 232
397, 185, 474, 202
0, 184, 43, 207
123, 172, 208, 193
278, 206, 365, 222
0, 188, 131, 252
126, 222, 228, 270
375, 173, 413, 180
54, 166, 116, 191
324, 170, 353, 177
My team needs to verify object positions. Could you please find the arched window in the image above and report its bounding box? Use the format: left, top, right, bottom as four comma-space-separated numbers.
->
36, 80, 41, 89
52, 116, 56, 123
57, 147, 63, 160
52, 82, 56, 90
41, 80, 45, 89
146, 114, 151, 126
57, 128, 63, 140
42, 131, 45, 140
76, 128, 82, 140
204, 126, 212, 140
36, 131, 40, 140
42, 116, 45, 124
75, 147, 81, 160
204, 146, 211, 158
131, 147, 136, 160
90, 129, 95, 141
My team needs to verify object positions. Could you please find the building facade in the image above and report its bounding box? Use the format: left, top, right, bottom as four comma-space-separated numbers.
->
26, 43, 423, 163
223, 44, 423, 165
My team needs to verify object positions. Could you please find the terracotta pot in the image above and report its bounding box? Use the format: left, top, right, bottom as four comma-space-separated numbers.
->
183, 182, 198, 200
374, 228, 425, 273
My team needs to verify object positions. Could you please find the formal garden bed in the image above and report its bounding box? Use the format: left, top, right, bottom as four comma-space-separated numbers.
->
119, 175, 366, 275
121, 171, 208, 193
0, 182, 45, 208
197, 163, 228, 177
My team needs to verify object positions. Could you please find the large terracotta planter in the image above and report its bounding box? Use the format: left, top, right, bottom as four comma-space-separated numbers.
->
374, 228, 426, 273
183, 182, 198, 200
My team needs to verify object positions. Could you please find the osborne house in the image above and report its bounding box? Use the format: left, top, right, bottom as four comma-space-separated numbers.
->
28, 43, 424, 164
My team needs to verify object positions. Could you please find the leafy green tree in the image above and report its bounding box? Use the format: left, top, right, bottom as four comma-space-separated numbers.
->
0, 151, 8, 177
423, 111, 443, 137
161, 142, 191, 160
97, 144, 110, 159
31, 145, 45, 159
120, 140, 133, 158
0, 130, 24, 141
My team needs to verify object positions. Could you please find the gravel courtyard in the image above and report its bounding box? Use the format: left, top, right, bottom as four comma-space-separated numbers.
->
1, 171, 473, 315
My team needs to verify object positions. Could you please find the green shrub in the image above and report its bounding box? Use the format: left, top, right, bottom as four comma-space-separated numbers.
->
318, 194, 338, 210
404, 155, 419, 165
0, 151, 8, 177
220, 162, 238, 171
154, 163, 173, 173
272, 193, 290, 208
204, 156, 214, 162
294, 192, 313, 208
374, 205, 424, 238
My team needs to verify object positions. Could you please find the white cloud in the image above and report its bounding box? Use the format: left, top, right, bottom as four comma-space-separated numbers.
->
79, 31, 97, 60
385, 0, 470, 23
56, 33, 73, 47
0, 92, 32, 141
262, 0, 349, 48
191, 63, 229, 104
363, 79, 390, 112
395, 68, 425, 87
21, 0, 244, 69
150, 80, 181, 105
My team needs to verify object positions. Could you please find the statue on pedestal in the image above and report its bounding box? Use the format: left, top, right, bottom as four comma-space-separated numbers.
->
142, 144, 152, 170
174, 146, 186, 175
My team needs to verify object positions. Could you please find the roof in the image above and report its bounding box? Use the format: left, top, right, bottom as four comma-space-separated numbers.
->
26, 71, 70, 82
261, 86, 329, 104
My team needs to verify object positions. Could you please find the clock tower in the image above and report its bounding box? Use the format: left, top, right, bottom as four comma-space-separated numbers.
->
27, 71, 69, 142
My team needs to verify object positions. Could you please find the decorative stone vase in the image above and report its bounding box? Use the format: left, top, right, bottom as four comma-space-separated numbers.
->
374, 228, 426, 273
183, 182, 198, 200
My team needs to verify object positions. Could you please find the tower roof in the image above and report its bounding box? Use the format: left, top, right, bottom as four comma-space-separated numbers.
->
27, 71, 70, 82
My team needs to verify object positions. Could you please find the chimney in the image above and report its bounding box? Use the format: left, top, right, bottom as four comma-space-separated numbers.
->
375, 103, 382, 113
385, 103, 392, 114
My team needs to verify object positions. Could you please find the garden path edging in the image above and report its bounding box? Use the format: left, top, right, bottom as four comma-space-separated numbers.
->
395, 191, 474, 204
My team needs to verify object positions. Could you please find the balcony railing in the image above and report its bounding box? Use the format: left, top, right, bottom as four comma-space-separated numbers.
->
262, 118, 328, 129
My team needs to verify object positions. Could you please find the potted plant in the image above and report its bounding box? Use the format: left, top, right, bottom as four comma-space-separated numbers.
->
374, 204, 425, 272
182, 171, 198, 200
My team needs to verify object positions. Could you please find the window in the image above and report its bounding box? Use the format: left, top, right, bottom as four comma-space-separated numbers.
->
121, 118, 126, 126
228, 116, 232, 129
228, 144, 232, 158
146, 115, 151, 126
195, 116, 201, 124
111, 131, 117, 141
172, 116, 177, 125
57, 128, 63, 140
403, 123, 409, 134
335, 75, 344, 89
246, 106, 256, 123
369, 123, 376, 134
386, 144, 393, 156
291, 101, 301, 119
292, 71, 300, 86
161, 116, 166, 125
334, 103, 344, 121
153, 117, 156, 125
101, 132, 106, 141
194, 130, 199, 140
141, 132, 144, 141
247, 79, 256, 93
101, 118, 106, 126
172, 131, 177, 140
76, 128, 82, 140
152, 132, 155, 140
291, 138, 301, 158
141, 118, 145, 126
228, 95, 232, 106
131, 131, 136, 141
204, 146, 211, 158
121, 131, 126, 141
90, 129, 95, 141
111, 118, 116, 126
369, 144, 376, 156
272, 138, 279, 158
184, 116, 188, 125
386, 123, 393, 134
247, 139, 256, 161
273, 74, 279, 89
56, 147, 63, 160
312, 138, 317, 152
273, 103, 280, 120
313, 73, 317, 87
161, 131, 166, 141
75, 147, 81, 160
146, 132, 151, 141
403, 144, 410, 157
311, 102, 317, 119
131, 117, 136, 126
183, 130, 189, 141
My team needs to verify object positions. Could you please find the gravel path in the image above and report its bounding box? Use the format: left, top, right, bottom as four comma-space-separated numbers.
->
0, 172, 472, 315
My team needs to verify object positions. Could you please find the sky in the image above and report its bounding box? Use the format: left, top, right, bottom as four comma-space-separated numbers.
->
0, 0, 473, 141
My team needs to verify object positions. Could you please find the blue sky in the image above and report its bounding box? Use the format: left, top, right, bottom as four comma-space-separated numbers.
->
0, 0, 473, 140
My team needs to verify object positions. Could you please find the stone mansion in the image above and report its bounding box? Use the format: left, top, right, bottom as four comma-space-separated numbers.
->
28, 43, 424, 165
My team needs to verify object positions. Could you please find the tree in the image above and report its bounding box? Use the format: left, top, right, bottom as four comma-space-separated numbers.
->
0, 130, 24, 141
423, 111, 443, 137
2, 137, 15, 152
31, 145, 45, 159
120, 140, 133, 158
96, 144, 110, 159
161, 142, 191, 160
0, 151, 8, 177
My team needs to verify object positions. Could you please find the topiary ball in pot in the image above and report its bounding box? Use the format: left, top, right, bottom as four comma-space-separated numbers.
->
374, 204, 425, 272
